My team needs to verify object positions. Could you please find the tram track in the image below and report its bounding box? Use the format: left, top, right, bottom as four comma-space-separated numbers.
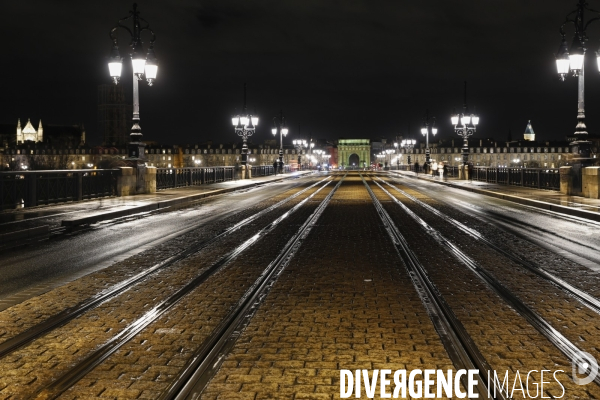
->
377, 176, 600, 316
0, 176, 331, 359
4, 171, 600, 399
366, 175, 600, 388
32, 175, 343, 400
380, 176, 600, 365
396, 174, 600, 271
361, 174, 501, 399
158, 174, 346, 400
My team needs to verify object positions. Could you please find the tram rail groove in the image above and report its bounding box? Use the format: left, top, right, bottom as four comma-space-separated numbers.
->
360, 174, 500, 399
33, 176, 338, 400
370, 177, 600, 388
0, 176, 332, 360
160, 174, 346, 400
378, 176, 600, 317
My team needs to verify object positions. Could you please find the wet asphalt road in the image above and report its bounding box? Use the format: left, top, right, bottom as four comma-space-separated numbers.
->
2, 173, 600, 304
0, 180, 305, 301
393, 175, 600, 271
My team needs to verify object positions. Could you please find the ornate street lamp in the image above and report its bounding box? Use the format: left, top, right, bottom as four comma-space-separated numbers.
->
401, 139, 416, 165
272, 111, 288, 174
451, 82, 479, 165
292, 139, 307, 170
313, 149, 324, 169
393, 142, 399, 169
321, 154, 331, 170
376, 152, 385, 169
421, 110, 437, 165
555, 0, 597, 160
385, 148, 395, 170
232, 84, 259, 168
108, 3, 157, 161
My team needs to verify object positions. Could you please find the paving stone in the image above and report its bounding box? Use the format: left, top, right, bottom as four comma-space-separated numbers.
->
203, 176, 457, 399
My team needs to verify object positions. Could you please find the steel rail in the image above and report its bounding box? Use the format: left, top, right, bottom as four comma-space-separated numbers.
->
378, 176, 600, 317
0, 176, 332, 360
361, 174, 501, 400
371, 177, 600, 388
161, 174, 346, 400
33, 176, 338, 400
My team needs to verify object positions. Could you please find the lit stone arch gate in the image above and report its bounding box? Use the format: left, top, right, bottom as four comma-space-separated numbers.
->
338, 139, 371, 169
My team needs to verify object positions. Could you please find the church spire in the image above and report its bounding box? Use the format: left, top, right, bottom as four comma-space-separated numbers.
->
37, 119, 43, 142
16, 118, 22, 143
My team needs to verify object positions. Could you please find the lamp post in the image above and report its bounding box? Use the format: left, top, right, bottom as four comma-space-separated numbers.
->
420, 110, 437, 165
313, 149, 324, 169
108, 3, 158, 162
377, 152, 385, 169
394, 142, 399, 169
272, 111, 288, 174
292, 139, 307, 170
232, 84, 259, 170
401, 139, 416, 165
385, 148, 395, 170
323, 154, 331, 170
451, 82, 479, 165
555, 0, 595, 161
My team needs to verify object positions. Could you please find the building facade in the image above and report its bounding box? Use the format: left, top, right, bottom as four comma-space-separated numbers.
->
98, 84, 132, 146
401, 142, 582, 169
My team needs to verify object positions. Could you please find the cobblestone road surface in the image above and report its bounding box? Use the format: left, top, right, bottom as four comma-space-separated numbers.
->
0, 172, 599, 399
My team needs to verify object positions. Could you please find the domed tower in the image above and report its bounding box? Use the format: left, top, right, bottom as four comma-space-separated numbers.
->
524, 120, 535, 141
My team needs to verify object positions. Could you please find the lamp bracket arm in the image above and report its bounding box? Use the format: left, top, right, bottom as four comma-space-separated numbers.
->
139, 28, 156, 46
110, 25, 134, 44
584, 16, 600, 32
560, 18, 577, 36
138, 18, 156, 44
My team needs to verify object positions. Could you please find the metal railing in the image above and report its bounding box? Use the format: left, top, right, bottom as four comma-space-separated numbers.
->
250, 165, 274, 177
156, 167, 235, 190
0, 169, 118, 210
472, 167, 560, 190
250, 165, 294, 176
401, 164, 459, 177
393, 164, 559, 190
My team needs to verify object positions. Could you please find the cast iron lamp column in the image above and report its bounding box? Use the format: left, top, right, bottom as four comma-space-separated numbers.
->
272, 111, 288, 174
107, 3, 158, 162
385, 148, 395, 170
232, 85, 259, 168
292, 139, 307, 170
322, 154, 331, 170
451, 83, 479, 165
401, 139, 416, 165
377, 152, 385, 169
420, 111, 437, 165
555, 0, 598, 161
313, 149, 324, 169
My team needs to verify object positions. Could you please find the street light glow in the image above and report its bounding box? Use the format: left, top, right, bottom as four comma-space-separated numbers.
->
556, 37, 570, 78
144, 47, 158, 85
568, 36, 585, 73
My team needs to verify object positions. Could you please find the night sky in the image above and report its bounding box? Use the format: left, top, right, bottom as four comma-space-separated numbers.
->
2, 0, 599, 146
